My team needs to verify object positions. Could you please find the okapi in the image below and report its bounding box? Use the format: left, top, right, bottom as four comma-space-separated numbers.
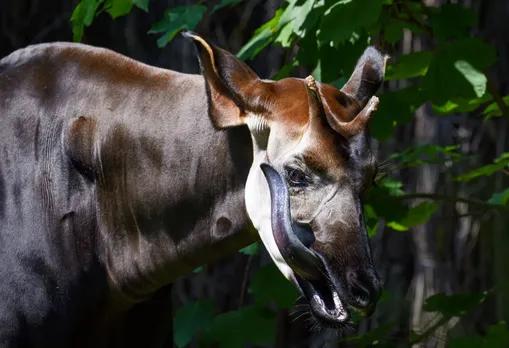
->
0, 31, 386, 347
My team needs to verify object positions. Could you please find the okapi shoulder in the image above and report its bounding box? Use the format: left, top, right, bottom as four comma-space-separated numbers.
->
64, 115, 98, 181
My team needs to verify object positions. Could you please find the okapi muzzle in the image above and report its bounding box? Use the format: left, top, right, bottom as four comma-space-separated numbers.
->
184, 31, 387, 327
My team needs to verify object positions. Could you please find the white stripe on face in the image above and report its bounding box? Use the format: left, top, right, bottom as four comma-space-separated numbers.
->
244, 152, 293, 281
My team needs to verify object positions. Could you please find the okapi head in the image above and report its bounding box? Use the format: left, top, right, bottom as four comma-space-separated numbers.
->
184, 32, 386, 327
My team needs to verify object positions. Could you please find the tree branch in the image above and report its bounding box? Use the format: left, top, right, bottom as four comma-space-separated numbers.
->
380, 193, 506, 209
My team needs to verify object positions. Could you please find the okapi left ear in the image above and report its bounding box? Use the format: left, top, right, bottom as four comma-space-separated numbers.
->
341, 46, 387, 107
182, 31, 269, 129
314, 46, 387, 138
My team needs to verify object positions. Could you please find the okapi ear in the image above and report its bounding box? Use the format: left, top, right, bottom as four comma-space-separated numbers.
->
182, 31, 267, 129
313, 46, 387, 138
341, 46, 387, 113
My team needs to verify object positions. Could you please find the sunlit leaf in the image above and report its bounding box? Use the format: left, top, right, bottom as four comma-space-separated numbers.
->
174, 300, 215, 348
422, 38, 497, 104
148, 5, 206, 47
423, 292, 486, 317
454, 60, 487, 98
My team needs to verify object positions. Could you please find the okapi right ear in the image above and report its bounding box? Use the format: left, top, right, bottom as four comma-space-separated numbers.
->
182, 31, 269, 129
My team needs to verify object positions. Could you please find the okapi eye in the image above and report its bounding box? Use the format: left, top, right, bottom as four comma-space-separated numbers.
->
286, 168, 309, 187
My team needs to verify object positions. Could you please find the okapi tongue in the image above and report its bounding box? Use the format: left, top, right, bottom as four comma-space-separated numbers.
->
260, 162, 323, 281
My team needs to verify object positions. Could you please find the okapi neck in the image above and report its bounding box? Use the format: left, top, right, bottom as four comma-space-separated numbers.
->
82, 74, 258, 305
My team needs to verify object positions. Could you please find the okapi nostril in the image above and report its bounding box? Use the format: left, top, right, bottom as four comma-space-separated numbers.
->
346, 271, 381, 309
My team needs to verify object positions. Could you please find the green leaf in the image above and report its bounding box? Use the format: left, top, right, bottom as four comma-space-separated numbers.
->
71, 0, 102, 42
483, 321, 509, 347
488, 188, 509, 205
237, 9, 283, 60
385, 51, 434, 81
455, 152, 509, 182
364, 204, 379, 238
192, 265, 204, 273
483, 95, 509, 120
106, 0, 133, 18
320, 0, 383, 46
383, 18, 405, 44
212, 0, 244, 13
275, 22, 294, 48
239, 242, 259, 255
432, 93, 493, 115
387, 202, 439, 232
423, 292, 486, 317
201, 306, 276, 348
429, 4, 476, 43
371, 85, 424, 140
249, 263, 299, 308
174, 300, 215, 348
449, 321, 509, 348
422, 38, 497, 105
366, 185, 408, 223
133, 0, 148, 12
377, 179, 405, 196
313, 33, 368, 83
454, 60, 487, 98
290, 0, 318, 37
148, 5, 207, 48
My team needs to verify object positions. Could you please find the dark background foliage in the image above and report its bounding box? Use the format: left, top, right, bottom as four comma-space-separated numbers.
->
2, 0, 509, 346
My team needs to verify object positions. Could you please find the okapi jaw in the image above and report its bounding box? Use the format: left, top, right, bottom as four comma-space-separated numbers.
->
185, 32, 386, 328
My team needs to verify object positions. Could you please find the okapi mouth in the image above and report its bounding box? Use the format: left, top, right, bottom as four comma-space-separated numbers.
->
260, 163, 351, 327
294, 273, 350, 326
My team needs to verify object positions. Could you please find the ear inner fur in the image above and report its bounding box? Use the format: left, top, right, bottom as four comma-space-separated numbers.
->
183, 31, 245, 129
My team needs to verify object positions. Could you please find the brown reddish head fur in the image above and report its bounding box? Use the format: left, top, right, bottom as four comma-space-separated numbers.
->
184, 31, 386, 327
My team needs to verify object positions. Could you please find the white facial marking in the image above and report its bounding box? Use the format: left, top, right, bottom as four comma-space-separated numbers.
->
244, 114, 294, 281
